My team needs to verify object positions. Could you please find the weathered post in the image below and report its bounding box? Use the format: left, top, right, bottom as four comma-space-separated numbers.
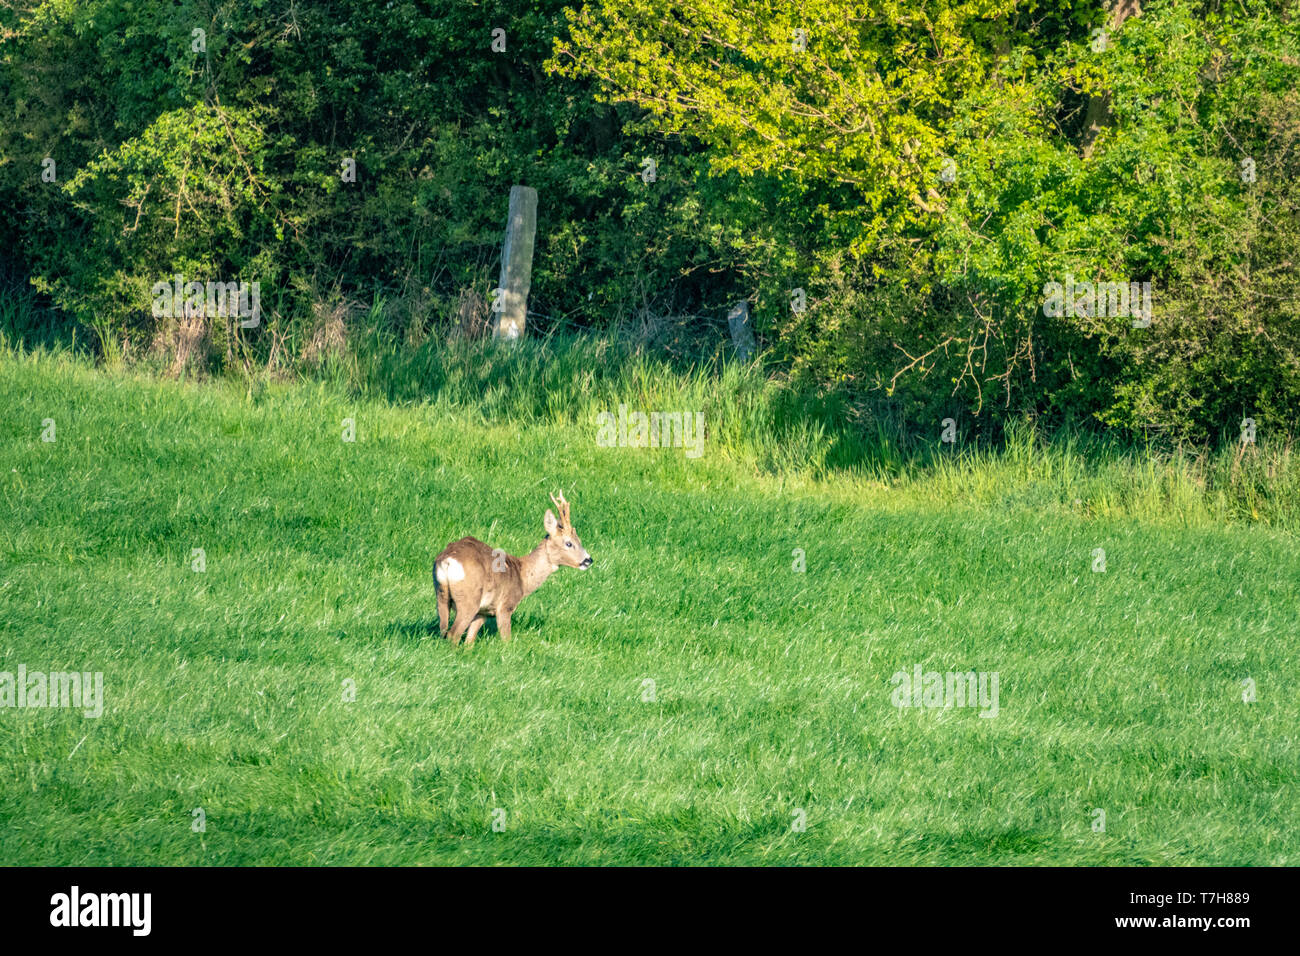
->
493, 185, 538, 342
728, 300, 755, 361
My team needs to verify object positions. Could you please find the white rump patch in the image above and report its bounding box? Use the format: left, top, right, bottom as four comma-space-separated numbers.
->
436, 558, 465, 584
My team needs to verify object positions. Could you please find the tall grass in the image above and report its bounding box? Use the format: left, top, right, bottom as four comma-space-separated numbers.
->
3, 275, 1298, 532
337, 328, 844, 476
330, 327, 1300, 532
887, 420, 1300, 531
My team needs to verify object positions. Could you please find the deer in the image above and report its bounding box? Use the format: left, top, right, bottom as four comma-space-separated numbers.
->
433, 491, 593, 646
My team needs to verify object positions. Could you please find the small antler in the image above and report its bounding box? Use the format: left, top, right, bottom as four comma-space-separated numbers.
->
549, 490, 572, 529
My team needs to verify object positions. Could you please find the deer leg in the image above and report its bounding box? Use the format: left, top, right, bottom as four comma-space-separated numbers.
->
447, 587, 481, 646
446, 612, 469, 646
497, 608, 513, 643
436, 583, 450, 637
464, 614, 487, 646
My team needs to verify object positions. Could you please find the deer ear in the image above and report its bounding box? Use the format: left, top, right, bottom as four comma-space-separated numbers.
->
544, 509, 559, 536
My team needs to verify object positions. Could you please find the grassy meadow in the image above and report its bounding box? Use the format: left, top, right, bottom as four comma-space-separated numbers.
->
0, 341, 1296, 865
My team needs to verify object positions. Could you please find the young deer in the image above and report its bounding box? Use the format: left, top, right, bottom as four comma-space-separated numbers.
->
433, 491, 593, 645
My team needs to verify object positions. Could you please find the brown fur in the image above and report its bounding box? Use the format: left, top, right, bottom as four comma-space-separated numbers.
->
433, 492, 592, 645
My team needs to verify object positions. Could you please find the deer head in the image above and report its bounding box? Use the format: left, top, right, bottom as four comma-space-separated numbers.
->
543, 491, 593, 570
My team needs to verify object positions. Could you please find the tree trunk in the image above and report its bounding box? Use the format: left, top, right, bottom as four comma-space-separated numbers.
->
1080, 0, 1143, 159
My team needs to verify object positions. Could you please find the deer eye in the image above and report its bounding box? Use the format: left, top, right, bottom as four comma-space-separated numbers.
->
565, 540, 573, 548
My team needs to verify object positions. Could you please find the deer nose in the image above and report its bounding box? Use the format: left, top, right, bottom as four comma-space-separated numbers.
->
580, 556, 593, 569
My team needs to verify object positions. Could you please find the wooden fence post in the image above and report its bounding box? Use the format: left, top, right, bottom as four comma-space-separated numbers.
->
728, 300, 755, 361
493, 185, 538, 342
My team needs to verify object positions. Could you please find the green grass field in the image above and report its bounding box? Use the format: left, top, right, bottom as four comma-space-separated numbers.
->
1, 346, 1296, 865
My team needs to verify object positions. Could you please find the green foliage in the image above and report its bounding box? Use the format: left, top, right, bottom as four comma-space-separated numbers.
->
2, 0, 1297, 445
553, 0, 1020, 235
32, 103, 288, 359
922, 0, 1300, 441
558, 0, 1300, 444
0, 0, 720, 361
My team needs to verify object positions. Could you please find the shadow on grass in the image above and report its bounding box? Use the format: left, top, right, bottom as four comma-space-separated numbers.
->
381, 613, 549, 645
382, 618, 440, 642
